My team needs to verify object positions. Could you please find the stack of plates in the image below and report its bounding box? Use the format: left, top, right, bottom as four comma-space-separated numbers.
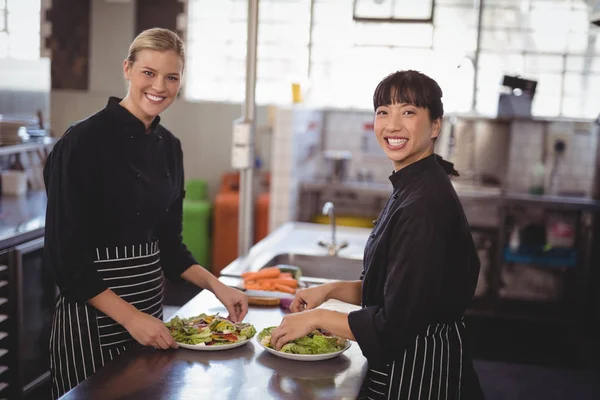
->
0, 115, 43, 146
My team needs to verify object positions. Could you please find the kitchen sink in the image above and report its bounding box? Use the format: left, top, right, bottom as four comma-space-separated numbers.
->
260, 253, 363, 281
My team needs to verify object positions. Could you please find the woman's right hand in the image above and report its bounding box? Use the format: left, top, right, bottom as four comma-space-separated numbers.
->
289, 284, 331, 313
122, 311, 178, 350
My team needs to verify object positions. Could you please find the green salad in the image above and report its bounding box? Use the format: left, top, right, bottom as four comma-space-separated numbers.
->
165, 313, 256, 346
258, 326, 347, 355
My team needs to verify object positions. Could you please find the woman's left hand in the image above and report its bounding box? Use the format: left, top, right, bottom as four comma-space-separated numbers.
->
270, 310, 320, 350
213, 284, 248, 322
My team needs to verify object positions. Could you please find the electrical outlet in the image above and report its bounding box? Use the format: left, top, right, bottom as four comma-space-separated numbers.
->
546, 132, 570, 156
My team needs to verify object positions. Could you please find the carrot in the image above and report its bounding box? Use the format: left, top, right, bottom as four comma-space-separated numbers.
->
241, 267, 280, 281
248, 278, 298, 289
280, 272, 293, 279
273, 284, 296, 294
244, 281, 271, 290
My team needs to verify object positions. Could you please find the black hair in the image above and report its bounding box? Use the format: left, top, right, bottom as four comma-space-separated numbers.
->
373, 70, 459, 177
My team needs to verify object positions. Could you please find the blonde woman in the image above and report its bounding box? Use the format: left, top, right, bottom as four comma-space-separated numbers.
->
44, 28, 248, 398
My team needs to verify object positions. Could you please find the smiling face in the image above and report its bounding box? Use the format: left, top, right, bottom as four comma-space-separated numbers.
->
372, 70, 444, 171
121, 49, 183, 128
374, 102, 440, 171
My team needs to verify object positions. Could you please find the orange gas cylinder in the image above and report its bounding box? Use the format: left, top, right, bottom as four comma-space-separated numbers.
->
254, 192, 269, 243
211, 171, 270, 276
254, 171, 270, 243
211, 173, 240, 276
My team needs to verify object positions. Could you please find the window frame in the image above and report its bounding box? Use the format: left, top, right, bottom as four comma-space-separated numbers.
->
352, 0, 435, 24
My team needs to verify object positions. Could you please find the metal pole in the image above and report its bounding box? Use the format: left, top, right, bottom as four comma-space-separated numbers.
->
238, 0, 259, 256
472, 0, 484, 112
307, 0, 315, 79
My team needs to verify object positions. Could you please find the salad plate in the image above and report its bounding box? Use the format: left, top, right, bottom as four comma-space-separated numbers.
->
165, 313, 256, 351
257, 326, 351, 361
178, 339, 252, 351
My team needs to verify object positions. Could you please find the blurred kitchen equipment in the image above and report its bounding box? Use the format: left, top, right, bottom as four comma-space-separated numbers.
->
291, 83, 302, 104
322, 150, 352, 183
497, 75, 537, 118
0, 58, 51, 124
356, 167, 374, 182
312, 214, 374, 228
529, 161, 546, 195
0, 115, 36, 146
590, 1, 600, 26
1, 170, 28, 196
546, 213, 576, 248
447, 118, 511, 186
548, 138, 566, 195
519, 223, 546, 248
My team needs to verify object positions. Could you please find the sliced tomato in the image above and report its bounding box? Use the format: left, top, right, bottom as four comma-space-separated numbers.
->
223, 334, 238, 342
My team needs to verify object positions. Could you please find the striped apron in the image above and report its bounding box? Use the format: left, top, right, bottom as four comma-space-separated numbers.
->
358, 319, 476, 400
49, 241, 164, 400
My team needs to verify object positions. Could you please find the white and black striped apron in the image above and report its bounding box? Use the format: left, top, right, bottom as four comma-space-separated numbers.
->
49, 241, 164, 400
358, 319, 470, 400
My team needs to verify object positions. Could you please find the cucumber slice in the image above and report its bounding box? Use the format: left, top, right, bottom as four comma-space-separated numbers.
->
277, 264, 302, 280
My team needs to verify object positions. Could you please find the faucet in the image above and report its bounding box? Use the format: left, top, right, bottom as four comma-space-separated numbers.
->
318, 201, 349, 256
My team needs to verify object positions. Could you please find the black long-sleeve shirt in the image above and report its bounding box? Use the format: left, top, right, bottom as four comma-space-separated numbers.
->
348, 154, 480, 363
43, 97, 197, 302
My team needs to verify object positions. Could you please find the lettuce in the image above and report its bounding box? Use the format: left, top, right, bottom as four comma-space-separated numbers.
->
258, 326, 346, 355
172, 327, 212, 345
165, 316, 183, 329
240, 325, 257, 339
212, 320, 235, 333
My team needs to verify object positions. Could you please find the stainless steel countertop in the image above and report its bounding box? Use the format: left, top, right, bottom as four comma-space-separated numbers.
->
0, 190, 46, 249
300, 180, 600, 211
63, 277, 368, 400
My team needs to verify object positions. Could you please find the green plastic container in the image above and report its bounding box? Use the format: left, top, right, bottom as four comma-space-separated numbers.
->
186, 179, 208, 202
182, 180, 212, 270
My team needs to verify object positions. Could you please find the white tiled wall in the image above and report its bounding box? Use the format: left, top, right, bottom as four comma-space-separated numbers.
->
506, 120, 599, 196
322, 110, 599, 196
322, 110, 392, 183
270, 107, 599, 231
507, 121, 545, 192
269, 106, 323, 232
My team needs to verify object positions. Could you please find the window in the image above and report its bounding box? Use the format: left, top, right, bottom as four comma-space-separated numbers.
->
186, 0, 475, 112
353, 0, 434, 22
186, 0, 599, 119
477, 0, 600, 118
185, 0, 310, 104
0, 0, 41, 59
307, 0, 475, 111
0, 1, 6, 32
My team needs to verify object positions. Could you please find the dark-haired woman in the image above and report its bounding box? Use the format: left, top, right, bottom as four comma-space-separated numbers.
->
269, 70, 485, 399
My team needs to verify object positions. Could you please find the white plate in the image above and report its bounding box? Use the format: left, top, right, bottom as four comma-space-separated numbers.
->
177, 337, 252, 351
256, 336, 352, 361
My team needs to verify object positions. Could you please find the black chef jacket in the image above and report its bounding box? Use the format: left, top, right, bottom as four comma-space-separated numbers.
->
43, 97, 197, 302
348, 153, 480, 363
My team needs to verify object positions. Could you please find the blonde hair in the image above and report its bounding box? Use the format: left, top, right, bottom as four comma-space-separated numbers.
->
127, 28, 185, 67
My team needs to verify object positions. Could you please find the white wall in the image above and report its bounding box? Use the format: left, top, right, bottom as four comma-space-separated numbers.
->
50, 0, 268, 200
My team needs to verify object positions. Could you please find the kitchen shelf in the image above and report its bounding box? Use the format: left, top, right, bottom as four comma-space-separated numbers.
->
504, 247, 577, 268
467, 298, 572, 325
0, 137, 56, 157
